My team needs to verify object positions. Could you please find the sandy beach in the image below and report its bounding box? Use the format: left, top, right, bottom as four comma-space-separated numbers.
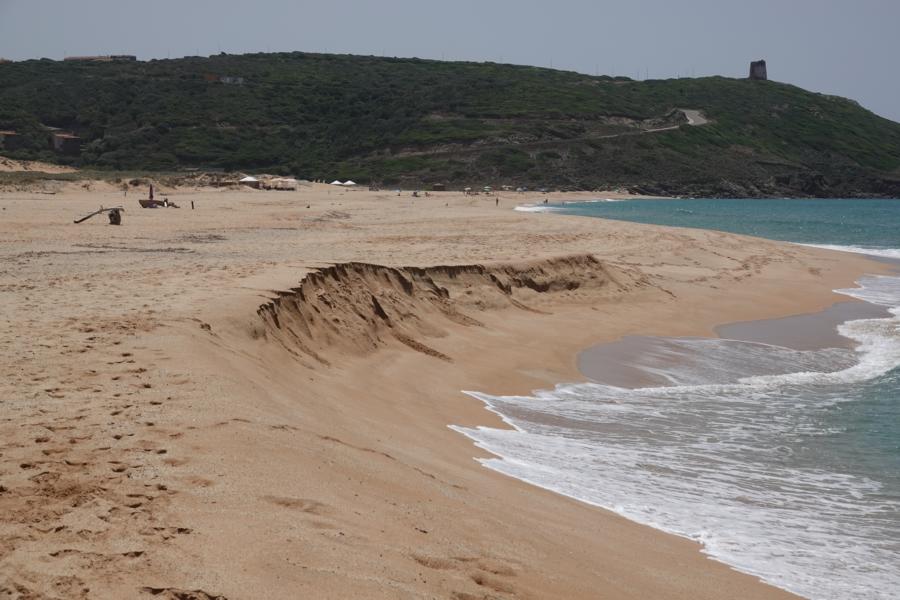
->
0, 182, 888, 599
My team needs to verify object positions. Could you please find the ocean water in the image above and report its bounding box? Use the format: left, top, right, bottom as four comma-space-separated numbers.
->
515, 197, 900, 259
457, 199, 900, 600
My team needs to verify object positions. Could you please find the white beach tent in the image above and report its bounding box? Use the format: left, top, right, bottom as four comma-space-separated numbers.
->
329, 180, 344, 186
239, 175, 260, 189
342, 180, 357, 187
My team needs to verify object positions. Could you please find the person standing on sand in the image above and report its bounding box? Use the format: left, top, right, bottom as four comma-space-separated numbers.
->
495, 196, 499, 207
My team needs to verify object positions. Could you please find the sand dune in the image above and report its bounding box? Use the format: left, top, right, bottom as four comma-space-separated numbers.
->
0, 156, 77, 173
0, 184, 887, 599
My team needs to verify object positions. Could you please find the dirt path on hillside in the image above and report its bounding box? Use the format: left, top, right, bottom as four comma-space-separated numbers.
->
395, 108, 710, 159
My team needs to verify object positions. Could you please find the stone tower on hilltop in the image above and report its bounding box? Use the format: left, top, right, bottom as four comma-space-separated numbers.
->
749, 60, 768, 81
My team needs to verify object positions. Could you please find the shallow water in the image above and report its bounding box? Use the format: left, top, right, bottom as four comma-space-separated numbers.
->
460, 199, 900, 600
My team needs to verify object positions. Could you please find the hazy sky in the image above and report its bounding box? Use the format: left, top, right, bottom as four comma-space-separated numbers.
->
2, 0, 898, 122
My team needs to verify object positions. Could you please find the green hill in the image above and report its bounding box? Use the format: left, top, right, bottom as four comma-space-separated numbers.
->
1, 52, 899, 197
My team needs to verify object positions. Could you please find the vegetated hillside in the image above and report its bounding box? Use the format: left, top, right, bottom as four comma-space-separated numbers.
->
1, 52, 899, 197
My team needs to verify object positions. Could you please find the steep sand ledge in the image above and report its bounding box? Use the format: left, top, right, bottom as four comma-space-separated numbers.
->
257, 256, 649, 365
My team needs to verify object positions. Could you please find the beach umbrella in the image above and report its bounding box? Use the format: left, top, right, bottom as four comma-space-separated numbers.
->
330, 180, 344, 185
342, 180, 357, 186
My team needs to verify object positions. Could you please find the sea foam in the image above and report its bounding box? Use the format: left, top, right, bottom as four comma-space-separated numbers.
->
801, 243, 900, 261
512, 204, 562, 213
514, 198, 627, 212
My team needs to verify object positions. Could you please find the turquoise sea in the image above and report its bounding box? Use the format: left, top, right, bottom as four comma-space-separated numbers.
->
522, 197, 900, 259
455, 199, 900, 600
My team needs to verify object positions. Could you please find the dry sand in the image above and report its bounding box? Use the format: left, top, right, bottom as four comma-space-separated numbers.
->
0, 184, 888, 599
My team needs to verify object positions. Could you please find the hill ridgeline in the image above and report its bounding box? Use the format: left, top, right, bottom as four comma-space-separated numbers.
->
1, 52, 899, 197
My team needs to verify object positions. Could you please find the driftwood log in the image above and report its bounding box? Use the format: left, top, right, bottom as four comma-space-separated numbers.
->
74, 206, 124, 225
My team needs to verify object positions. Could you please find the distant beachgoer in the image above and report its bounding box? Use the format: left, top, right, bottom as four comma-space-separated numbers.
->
495, 197, 499, 207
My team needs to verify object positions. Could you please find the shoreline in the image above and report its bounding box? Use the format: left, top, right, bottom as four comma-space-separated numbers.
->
466, 279, 897, 599
235, 209, 890, 599
1, 185, 893, 598
578, 298, 892, 388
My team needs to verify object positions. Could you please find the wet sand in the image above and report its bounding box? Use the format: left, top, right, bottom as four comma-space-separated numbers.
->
579, 300, 890, 388
716, 300, 891, 350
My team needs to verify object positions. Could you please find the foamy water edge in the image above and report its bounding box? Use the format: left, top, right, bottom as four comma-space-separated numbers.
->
452, 269, 900, 600
514, 198, 628, 213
